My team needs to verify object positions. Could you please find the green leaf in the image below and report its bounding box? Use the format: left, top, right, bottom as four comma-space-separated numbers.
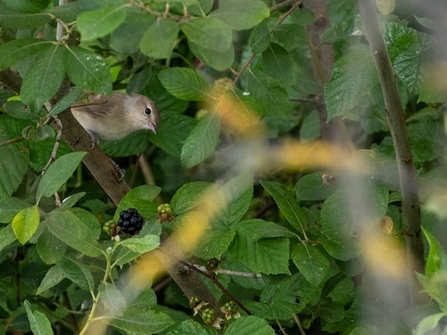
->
3, 0, 51, 13
21, 45, 65, 112
24, 300, 54, 335
210, 0, 269, 30
295, 172, 338, 201
167, 320, 217, 334
181, 17, 232, 53
100, 131, 149, 157
36, 228, 67, 264
272, 24, 308, 51
181, 112, 220, 168
77, 5, 127, 41
0, 225, 17, 252
324, 45, 378, 121
195, 228, 236, 259
260, 180, 308, 236
4, 101, 38, 121
0, 197, 31, 223
48, 87, 84, 117
414, 312, 446, 335
36, 265, 65, 294
225, 316, 275, 335
417, 272, 447, 312
98, 282, 127, 317
103, 306, 173, 334
0, 3, 51, 29
189, 41, 235, 71
159, 68, 210, 101
46, 210, 102, 257
171, 181, 214, 215
111, 12, 155, 54
214, 173, 253, 228
57, 255, 95, 292
230, 219, 290, 275
261, 43, 298, 87
36, 152, 86, 203
64, 46, 112, 94
244, 69, 290, 117
249, 20, 270, 54
12, 205, 40, 245
383, 21, 432, 93
119, 234, 160, 253
140, 18, 179, 59
290, 8, 316, 26
0, 38, 50, 72
114, 185, 161, 221
291, 243, 330, 286
422, 228, 447, 276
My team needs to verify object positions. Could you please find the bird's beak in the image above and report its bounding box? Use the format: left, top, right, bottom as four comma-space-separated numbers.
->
148, 122, 157, 134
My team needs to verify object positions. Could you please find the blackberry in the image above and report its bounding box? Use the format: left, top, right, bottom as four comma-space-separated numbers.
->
117, 208, 144, 235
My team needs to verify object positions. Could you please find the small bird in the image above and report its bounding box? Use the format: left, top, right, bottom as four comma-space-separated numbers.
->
70, 91, 160, 142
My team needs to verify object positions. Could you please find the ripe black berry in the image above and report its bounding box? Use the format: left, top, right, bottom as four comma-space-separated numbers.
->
117, 208, 144, 235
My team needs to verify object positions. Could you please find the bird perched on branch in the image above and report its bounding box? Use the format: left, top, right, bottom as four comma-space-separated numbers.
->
71, 91, 160, 142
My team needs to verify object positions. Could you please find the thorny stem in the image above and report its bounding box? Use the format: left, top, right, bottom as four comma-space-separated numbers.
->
192, 265, 262, 279
232, 1, 302, 87
180, 261, 253, 316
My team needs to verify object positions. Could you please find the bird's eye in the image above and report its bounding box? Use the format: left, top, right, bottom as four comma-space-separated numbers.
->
144, 107, 152, 115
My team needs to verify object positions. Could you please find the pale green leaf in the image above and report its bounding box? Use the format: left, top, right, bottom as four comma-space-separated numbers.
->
210, 0, 269, 30
230, 219, 290, 275
24, 300, 54, 335
46, 210, 102, 257
414, 313, 446, 335
181, 17, 232, 53
140, 18, 179, 59
99, 282, 127, 316
21, 45, 65, 112
423, 228, 447, 276
77, 5, 127, 41
64, 46, 112, 94
159, 68, 210, 101
12, 205, 40, 244
291, 243, 329, 286
119, 234, 160, 253
36, 152, 86, 202
170, 181, 214, 215
181, 112, 220, 168
324, 45, 378, 121
0, 225, 17, 252
225, 316, 275, 335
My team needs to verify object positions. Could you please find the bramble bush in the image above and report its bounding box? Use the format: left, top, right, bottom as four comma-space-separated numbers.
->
1, 0, 447, 334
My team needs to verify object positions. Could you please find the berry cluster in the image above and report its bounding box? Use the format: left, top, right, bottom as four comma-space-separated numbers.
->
157, 203, 174, 222
221, 301, 240, 320
103, 220, 119, 237
118, 208, 144, 235
201, 308, 217, 326
205, 258, 220, 272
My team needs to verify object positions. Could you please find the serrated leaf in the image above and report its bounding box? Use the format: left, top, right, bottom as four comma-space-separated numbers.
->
181, 113, 220, 168
195, 228, 236, 259
260, 180, 307, 236
140, 18, 179, 59
181, 17, 232, 53
64, 46, 112, 94
171, 181, 214, 215
225, 316, 275, 335
249, 20, 270, 54
324, 45, 378, 121
99, 282, 127, 317
24, 300, 54, 335
119, 234, 160, 253
100, 130, 149, 157
114, 185, 161, 221
291, 243, 329, 286
0, 38, 51, 72
210, 0, 269, 30
103, 306, 173, 333
21, 45, 65, 112
244, 69, 290, 117
230, 219, 290, 275
295, 172, 338, 201
36, 152, 86, 202
12, 205, 40, 244
167, 320, 217, 335
261, 43, 298, 90
214, 174, 253, 228
159, 68, 210, 101
77, 5, 127, 41
46, 210, 102, 257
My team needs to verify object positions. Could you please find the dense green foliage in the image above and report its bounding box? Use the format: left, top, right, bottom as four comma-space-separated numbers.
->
1, 0, 447, 334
